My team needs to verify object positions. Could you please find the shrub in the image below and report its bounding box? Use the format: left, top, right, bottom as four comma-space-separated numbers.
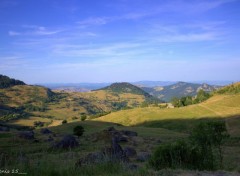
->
81, 114, 87, 121
149, 121, 229, 170
73, 125, 85, 138
62, 119, 67, 124
34, 121, 44, 128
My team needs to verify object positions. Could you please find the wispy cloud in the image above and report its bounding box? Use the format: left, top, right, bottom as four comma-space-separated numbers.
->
0, 56, 28, 70
77, 17, 109, 27
8, 25, 63, 36
52, 42, 143, 57
8, 31, 21, 36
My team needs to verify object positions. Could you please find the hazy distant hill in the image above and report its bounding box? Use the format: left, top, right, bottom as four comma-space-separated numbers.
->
0, 75, 25, 88
142, 82, 220, 102
40, 83, 111, 92
132, 81, 176, 87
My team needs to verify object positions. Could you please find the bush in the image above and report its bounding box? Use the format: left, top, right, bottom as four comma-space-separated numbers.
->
149, 121, 229, 170
62, 120, 67, 124
73, 125, 85, 138
81, 114, 87, 121
34, 121, 44, 128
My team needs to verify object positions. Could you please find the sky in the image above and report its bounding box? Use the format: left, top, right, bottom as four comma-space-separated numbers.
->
0, 0, 240, 84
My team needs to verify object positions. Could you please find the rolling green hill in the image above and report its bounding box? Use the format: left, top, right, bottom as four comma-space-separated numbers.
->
0, 79, 161, 127
97, 83, 240, 137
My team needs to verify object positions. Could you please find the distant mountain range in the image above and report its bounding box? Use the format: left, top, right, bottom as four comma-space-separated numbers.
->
39, 81, 228, 102
142, 82, 221, 102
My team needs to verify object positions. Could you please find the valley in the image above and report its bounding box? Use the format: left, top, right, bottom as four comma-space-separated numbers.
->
0, 75, 240, 175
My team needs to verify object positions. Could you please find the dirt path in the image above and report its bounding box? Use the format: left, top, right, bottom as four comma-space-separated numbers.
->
198, 104, 223, 117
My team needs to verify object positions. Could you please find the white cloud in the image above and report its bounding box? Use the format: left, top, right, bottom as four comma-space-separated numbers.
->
8, 31, 21, 36
77, 17, 109, 27
8, 25, 63, 37
52, 42, 143, 57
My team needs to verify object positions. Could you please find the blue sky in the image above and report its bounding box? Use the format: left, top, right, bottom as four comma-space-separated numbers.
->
0, 0, 240, 84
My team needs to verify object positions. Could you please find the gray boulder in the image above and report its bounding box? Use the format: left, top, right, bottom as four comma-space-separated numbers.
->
18, 131, 34, 140
40, 128, 52, 134
121, 130, 138, 137
52, 135, 79, 149
75, 152, 104, 167
0, 126, 10, 132
137, 152, 151, 162
124, 147, 137, 157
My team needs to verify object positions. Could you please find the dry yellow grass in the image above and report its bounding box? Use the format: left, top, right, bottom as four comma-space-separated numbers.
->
97, 94, 240, 136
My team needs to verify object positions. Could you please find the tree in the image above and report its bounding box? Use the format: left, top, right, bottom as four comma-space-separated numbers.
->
73, 125, 85, 138
190, 121, 229, 169
195, 89, 210, 103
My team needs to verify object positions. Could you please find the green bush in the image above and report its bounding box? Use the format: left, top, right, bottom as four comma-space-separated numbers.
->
62, 119, 67, 124
149, 121, 229, 170
80, 114, 87, 121
73, 125, 85, 138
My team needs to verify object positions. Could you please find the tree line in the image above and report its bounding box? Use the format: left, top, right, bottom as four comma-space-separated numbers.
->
171, 89, 211, 107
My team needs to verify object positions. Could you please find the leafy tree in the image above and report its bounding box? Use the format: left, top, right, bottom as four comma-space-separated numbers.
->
190, 121, 229, 169
195, 89, 210, 103
73, 125, 85, 138
171, 97, 182, 107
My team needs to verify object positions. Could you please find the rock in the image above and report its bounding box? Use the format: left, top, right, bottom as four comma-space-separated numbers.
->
137, 152, 151, 162
46, 136, 54, 142
0, 126, 10, 132
102, 137, 128, 162
40, 128, 52, 134
121, 130, 138, 137
107, 126, 116, 132
18, 131, 34, 140
52, 135, 79, 149
124, 147, 137, 157
117, 136, 128, 142
75, 152, 104, 167
126, 163, 139, 170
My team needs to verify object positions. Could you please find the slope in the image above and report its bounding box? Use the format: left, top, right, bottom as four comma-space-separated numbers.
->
96, 82, 160, 103
97, 85, 240, 136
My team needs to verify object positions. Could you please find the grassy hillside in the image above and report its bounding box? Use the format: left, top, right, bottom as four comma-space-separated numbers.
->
96, 82, 160, 103
97, 93, 240, 136
0, 83, 158, 127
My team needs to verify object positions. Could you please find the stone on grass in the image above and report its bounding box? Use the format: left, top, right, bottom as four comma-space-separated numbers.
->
124, 147, 137, 157
136, 152, 151, 162
52, 135, 79, 149
18, 131, 34, 140
40, 128, 52, 134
